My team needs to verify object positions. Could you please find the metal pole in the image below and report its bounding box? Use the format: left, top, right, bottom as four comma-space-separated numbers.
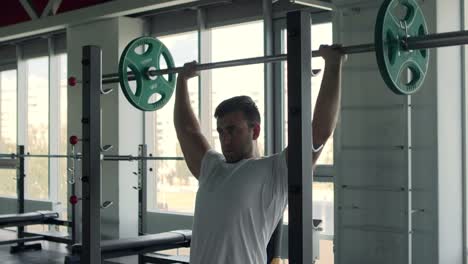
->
287, 11, 313, 264
0, 153, 183, 161
81, 45, 102, 264
137, 144, 147, 264
102, 155, 184, 161
100, 30, 468, 84
17, 146, 25, 248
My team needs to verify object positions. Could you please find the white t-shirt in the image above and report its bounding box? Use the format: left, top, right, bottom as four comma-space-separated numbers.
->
189, 149, 288, 264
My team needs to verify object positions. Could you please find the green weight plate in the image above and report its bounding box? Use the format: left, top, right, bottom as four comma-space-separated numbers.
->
119, 37, 176, 111
375, 0, 429, 95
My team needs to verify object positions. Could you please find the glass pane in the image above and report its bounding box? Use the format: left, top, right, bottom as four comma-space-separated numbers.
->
27, 57, 49, 200
316, 240, 334, 264
283, 23, 334, 165
0, 69, 17, 197
283, 182, 334, 235
149, 32, 199, 213
211, 21, 265, 155
58, 54, 68, 215
151, 160, 198, 214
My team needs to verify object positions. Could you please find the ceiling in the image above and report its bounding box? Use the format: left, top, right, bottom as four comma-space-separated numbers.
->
0, 0, 112, 28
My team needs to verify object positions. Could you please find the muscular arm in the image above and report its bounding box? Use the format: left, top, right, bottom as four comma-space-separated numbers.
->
174, 62, 210, 179
285, 45, 345, 167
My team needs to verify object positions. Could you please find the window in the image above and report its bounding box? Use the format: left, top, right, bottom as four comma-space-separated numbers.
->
280, 22, 335, 264
211, 21, 265, 155
26, 57, 49, 200
0, 69, 17, 197
148, 31, 199, 214
282, 22, 335, 236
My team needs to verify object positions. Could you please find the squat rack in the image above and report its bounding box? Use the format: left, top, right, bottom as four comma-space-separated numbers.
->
77, 8, 468, 264
76, 11, 316, 264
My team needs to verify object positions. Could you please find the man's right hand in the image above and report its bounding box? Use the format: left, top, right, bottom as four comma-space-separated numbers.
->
178, 61, 199, 81
270, 258, 283, 264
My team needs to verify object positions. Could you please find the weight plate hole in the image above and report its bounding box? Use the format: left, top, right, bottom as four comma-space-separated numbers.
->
399, 66, 413, 86
148, 93, 162, 104
418, 25, 428, 58
392, 4, 409, 21
134, 43, 150, 55
386, 31, 397, 65
399, 66, 420, 90
127, 66, 137, 95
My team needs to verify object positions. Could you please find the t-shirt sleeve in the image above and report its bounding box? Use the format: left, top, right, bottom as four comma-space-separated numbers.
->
273, 150, 288, 196
262, 150, 288, 210
198, 149, 224, 186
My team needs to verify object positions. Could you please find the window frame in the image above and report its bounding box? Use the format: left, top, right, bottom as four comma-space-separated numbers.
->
0, 38, 66, 209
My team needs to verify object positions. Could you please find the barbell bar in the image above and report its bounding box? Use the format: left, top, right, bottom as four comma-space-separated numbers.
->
101, 28, 468, 85
0, 153, 184, 161
71, 0, 468, 111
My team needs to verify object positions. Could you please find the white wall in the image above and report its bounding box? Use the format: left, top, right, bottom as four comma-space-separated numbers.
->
67, 17, 144, 240
333, 0, 464, 263
435, 0, 463, 263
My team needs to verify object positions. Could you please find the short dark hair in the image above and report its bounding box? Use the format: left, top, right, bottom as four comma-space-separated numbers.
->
214, 96, 261, 126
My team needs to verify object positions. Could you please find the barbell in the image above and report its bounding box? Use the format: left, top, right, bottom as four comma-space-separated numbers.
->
69, 0, 468, 111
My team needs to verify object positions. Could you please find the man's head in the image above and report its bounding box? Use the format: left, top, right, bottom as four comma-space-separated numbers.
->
214, 96, 261, 163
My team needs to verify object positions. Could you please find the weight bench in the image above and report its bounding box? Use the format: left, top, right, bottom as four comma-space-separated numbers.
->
0, 211, 62, 253
64, 230, 191, 264
0, 211, 59, 228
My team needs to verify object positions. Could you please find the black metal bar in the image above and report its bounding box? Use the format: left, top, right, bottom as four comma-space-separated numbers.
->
82, 45, 102, 264
102, 155, 184, 161
23, 231, 73, 245
98, 30, 468, 84
17, 145, 25, 249
10, 243, 42, 253
0, 236, 44, 246
45, 218, 73, 227
405, 30, 468, 50
0, 153, 184, 161
71, 145, 78, 245
138, 144, 148, 264
287, 11, 313, 264
101, 54, 289, 84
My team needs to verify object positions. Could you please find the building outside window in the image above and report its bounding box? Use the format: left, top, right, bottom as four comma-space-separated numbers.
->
0, 69, 17, 197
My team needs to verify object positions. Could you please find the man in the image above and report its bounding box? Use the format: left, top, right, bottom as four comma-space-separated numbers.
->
174, 45, 345, 264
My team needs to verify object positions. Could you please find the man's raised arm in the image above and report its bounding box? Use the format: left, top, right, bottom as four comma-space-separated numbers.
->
174, 61, 211, 179
285, 45, 345, 167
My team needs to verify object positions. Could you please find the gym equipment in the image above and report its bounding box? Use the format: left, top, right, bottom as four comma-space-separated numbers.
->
0, 135, 184, 161
119, 36, 177, 111
0, 153, 183, 161
0, 146, 75, 254
375, 0, 429, 94
0, 211, 59, 228
78, 0, 468, 111
64, 230, 191, 264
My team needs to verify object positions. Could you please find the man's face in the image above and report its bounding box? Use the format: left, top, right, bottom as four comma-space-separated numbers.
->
216, 111, 258, 163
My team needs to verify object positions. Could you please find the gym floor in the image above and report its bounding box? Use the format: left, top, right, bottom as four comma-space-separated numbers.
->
0, 230, 135, 264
